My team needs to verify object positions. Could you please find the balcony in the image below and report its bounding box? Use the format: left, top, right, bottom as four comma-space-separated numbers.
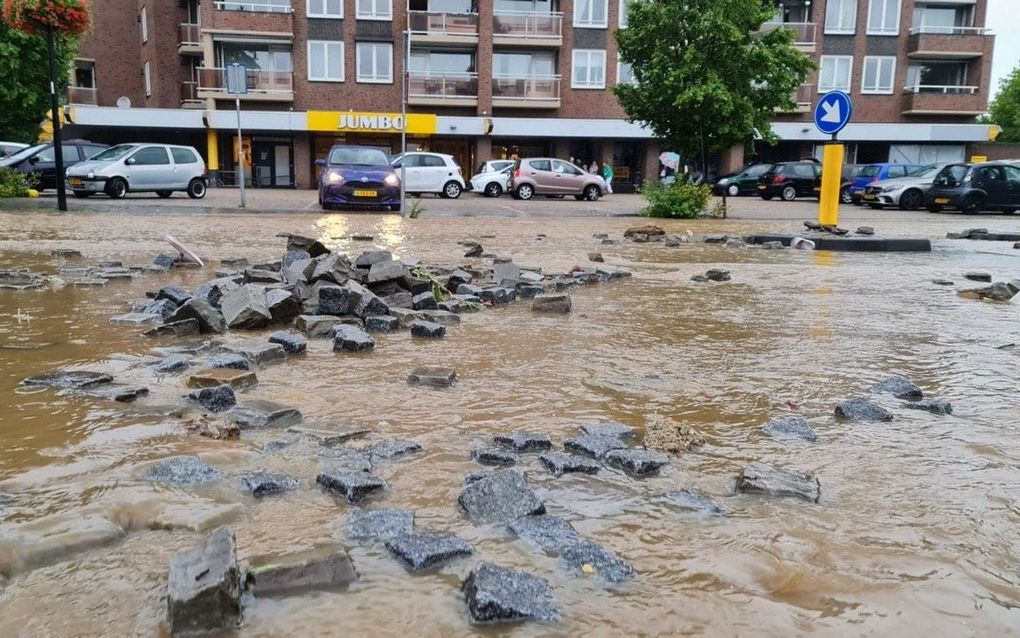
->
197, 67, 293, 101
776, 83, 813, 113
758, 21, 816, 52
181, 81, 203, 108
66, 86, 97, 105
179, 23, 202, 55
408, 72, 478, 106
492, 12, 563, 47
901, 84, 984, 116
214, 0, 290, 12
204, 1, 293, 34
491, 75, 560, 108
409, 11, 478, 44
907, 26, 992, 60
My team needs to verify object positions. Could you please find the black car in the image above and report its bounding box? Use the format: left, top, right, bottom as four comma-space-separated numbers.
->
713, 163, 772, 197
757, 162, 822, 201
0, 139, 108, 190
927, 162, 1020, 214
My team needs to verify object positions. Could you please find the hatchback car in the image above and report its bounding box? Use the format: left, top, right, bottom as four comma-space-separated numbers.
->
0, 141, 28, 158
0, 139, 108, 190
926, 162, 1020, 214
850, 163, 922, 203
65, 144, 207, 199
509, 158, 605, 201
713, 163, 772, 197
391, 152, 465, 198
317, 145, 401, 211
470, 163, 512, 197
757, 162, 822, 201
859, 164, 944, 210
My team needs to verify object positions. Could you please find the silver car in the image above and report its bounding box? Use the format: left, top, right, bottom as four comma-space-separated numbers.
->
859, 164, 945, 210
65, 143, 207, 199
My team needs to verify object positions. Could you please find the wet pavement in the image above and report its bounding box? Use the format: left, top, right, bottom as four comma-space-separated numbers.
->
0, 206, 1018, 635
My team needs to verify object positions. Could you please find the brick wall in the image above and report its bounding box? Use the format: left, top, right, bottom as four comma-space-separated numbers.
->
79, 0, 144, 107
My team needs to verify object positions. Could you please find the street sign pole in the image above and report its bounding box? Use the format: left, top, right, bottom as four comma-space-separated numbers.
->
399, 22, 409, 217
47, 26, 67, 213
813, 91, 853, 227
229, 63, 247, 209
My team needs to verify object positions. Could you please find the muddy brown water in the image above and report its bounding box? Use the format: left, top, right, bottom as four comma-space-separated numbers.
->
0, 209, 1019, 636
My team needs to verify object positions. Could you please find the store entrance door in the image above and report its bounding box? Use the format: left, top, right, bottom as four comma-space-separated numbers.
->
253, 140, 294, 187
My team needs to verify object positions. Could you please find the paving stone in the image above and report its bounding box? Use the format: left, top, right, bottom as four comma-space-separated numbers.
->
762, 416, 818, 442
187, 368, 257, 390
563, 434, 626, 458
834, 397, 894, 422
227, 400, 302, 429
507, 515, 580, 552
735, 463, 821, 503
474, 448, 519, 466
871, 375, 923, 400
662, 490, 727, 516
22, 370, 113, 389
493, 432, 552, 453
65, 383, 149, 403
144, 455, 221, 485
166, 527, 241, 635
580, 420, 637, 439
240, 472, 299, 498
603, 448, 669, 476
288, 426, 370, 447
386, 532, 474, 570
458, 469, 545, 524
153, 355, 190, 374
246, 545, 356, 596
296, 314, 343, 337
269, 330, 307, 354
319, 448, 374, 473
188, 386, 237, 413
143, 319, 201, 338
367, 439, 423, 461
364, 315, 400, 332
903, 398, 953, 415
410, 320, 446, 338
560, 539, 634, 583
333, 325, 375, 352
110, 312, 162, 326
206, 353, 251, 370
538, 452, 601, 477
225, 342, 287, 366
532, 294, 571, 313
461, 562, 559, 624
344, 508, 415, 542
316, 470, 387, 504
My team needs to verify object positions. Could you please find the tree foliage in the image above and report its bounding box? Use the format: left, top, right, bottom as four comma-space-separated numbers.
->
614, 0, 814, 165
0, 22, 77, 143
986, 66, 1020, 143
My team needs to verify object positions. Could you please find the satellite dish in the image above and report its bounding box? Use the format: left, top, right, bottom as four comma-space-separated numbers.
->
116, 96, 131, 109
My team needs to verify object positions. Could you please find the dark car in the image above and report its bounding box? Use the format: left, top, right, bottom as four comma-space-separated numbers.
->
316, 145, 401, 211
927, 162, 1020, 214
850, 163, 923, 204
757, 162, 822, 201
0, 139, 108, 190
713, 163, 772, 197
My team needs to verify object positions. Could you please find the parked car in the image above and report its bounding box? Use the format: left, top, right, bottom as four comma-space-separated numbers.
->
0, 139, 108, 190
859, 164, 945, 210
840, 164, 864, 203
0, 141, 28, 158
850, 163, 923, 203
470, 163, 512, 197
391, 152, 465, 198
477, 159, 514, 175
509, 158, 605, 201
713, 163, 772, 197
756, 162, 822, 201
65, 143, 207, 199
317, 145, 400, 211
926, 162, 1020, 214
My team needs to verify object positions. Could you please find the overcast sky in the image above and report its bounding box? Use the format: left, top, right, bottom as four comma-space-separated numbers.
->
988, 0, 1019, 98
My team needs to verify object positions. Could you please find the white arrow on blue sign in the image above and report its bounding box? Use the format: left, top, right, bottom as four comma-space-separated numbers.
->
813, 90, 852, 136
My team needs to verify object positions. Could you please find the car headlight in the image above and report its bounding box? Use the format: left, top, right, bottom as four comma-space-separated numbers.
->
717, 178, 729, 185
325, 170, 343, 185
384, 173, 399, 186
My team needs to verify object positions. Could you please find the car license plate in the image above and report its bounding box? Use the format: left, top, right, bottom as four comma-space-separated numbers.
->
757, 184, 766, 190
935, 197, 949, 204
353, 189, 377, 197
863, 193, 876, 200
69, 178, 83, 187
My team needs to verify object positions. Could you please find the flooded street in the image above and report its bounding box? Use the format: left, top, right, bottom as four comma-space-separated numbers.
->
0, 208, 1019, 636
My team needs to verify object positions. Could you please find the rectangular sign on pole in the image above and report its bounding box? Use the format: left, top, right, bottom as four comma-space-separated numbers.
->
226, 64, 248, 95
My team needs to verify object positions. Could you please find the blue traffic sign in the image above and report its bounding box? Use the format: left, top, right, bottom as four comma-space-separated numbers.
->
814, 90, 853, 136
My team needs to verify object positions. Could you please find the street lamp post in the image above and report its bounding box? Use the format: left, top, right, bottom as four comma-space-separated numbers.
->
399, 24, 408, 216
46, 25, 67, 212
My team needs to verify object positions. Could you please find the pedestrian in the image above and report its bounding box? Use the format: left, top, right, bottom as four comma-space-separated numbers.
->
589, 160, 599, 174
601, 162, 614, 194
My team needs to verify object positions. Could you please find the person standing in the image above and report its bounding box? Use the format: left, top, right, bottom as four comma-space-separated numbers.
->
589, 160, 599, 174
601, 162, 614, 194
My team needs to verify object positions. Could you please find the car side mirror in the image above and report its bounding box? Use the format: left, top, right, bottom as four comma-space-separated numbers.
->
28, 156, 39, 164
314, 159, 326, 167
126, 157, 136, 165
392, 161, 402, 169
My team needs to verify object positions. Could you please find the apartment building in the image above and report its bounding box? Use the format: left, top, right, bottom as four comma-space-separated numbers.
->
64, 0, 998, 189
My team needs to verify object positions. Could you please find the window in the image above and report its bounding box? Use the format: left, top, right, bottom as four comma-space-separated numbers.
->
862, 56, 895, 94
74, 60, 95, 88
171, 148, 200, 164
409, 50, 474, 75
906, 61, 968, 91
617, 57, 634, 85
574, 0, 607, 28
82, 145, 106, 159
218, 43, 293, 73
356, 0, 391, 20
868, 0, 901, 35
421, 155, 446, 167
572, 49, 606, 89
37, 145, 80, 163
1003, 165, 1020, 183
825, 0, 857, 34
493, 51, 554, 77
619, 0, 630, 27
553, 160, 582, 175
308, 41, 344, 81
528, 159, 552, 171
887, 165, 908, 178
912, 4, 972, 34
357, 42, 393, 83
307, 0, 342, 17
818, 55, 852, 92
221, 0, 290, 12
139, 6, 148, 43
130, 147, 170, 165
143, 62, 151, 97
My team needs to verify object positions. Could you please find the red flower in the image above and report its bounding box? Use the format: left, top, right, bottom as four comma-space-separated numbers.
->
2, 0, 91, 36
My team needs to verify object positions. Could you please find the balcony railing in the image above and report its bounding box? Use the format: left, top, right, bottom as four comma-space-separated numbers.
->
409, 11, 478, 36
215, 0, 291, 13
777, 83, 813, 112
408, 72, 477, 99
181, 81, 200, 103
908, 25, 989, 36
67, 86, 97, 105
197, 67, 293, 96
492, 75, 560, 100
758, 21, 816, 46
180, 23, 201, 46
492, 11, 563, 39
904, 84, 979, 94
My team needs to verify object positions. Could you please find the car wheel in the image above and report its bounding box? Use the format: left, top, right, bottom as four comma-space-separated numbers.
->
71, 191, 92, 199
105, 177, 127, 199
726, 184, 739, 197
926, 204, 943, 213
187, 178, 206, 200
781, 185, 797, 201
156, 190, 172, 199
484, 182, 502, 197
840, 187, 853, 204
515, 184, 534, 200
583, 184, 601, 201
760, 194, 773, 201
961, 194, 984, 215
442, 181, 462, 199
898, 189, 923, 211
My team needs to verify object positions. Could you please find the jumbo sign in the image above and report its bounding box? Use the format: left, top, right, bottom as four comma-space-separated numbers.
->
306, 111, 437, 135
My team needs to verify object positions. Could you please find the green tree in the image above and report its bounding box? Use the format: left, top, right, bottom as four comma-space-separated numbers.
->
986, 66, 1020, 143
0, 22, 77, 144
614, 0, 814, 168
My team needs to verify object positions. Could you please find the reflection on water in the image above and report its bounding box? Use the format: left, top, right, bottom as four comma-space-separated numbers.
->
0, 209, 1019, 636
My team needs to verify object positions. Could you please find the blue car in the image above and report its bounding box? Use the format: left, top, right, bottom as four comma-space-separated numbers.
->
317, 145, 401, 211
850, 163, 922, 204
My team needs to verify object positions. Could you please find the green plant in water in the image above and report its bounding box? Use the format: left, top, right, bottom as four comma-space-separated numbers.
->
408, 198, 425, 219
411, 266, 447, 302
638, 181, 713, 219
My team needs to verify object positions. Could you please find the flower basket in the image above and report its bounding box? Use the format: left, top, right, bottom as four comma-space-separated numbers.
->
2, 0, 90, 36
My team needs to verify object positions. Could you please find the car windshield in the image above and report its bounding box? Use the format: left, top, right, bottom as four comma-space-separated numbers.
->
944, 165, 969, 181
91, 144, 137, 161
860, 165, 882, 177
1, 144, 47, 164
329, 147, 389, 166
745, 164, 770, 177
907, 164, 942, 178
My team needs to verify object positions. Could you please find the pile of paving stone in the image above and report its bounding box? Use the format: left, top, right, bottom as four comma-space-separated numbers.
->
0, 248, 201, 291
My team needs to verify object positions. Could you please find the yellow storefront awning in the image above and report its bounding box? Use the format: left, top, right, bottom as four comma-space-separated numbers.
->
307, 111, 437, 135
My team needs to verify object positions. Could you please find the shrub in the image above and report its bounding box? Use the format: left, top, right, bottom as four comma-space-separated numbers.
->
0, 167, 32, 198
639, 181, 712, 218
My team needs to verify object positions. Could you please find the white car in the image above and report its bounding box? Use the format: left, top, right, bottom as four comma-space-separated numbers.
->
392, 152, 465, 198
65, 143, 207, 199
470, 164, 513, 197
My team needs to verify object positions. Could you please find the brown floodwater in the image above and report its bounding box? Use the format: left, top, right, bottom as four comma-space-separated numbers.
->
0, 208, 1018, 637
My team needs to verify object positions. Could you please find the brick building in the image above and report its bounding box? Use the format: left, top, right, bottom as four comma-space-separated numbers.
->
65, 0, 999, 189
